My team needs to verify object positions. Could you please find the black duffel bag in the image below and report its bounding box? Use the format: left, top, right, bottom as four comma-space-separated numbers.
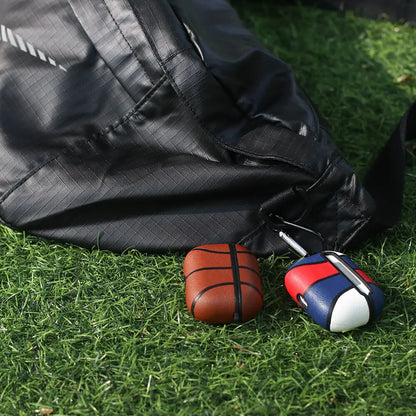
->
0, 0, 414, 256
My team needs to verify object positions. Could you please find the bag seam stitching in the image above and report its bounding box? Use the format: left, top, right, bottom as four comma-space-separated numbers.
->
0, 154, 60, 207
102, 0, 154, 86
0, 74, 168, 216
92, 73, 167, 140
135, 0, 323, 176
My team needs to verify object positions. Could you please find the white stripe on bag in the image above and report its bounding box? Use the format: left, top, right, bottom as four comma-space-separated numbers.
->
0, 24, 67, 72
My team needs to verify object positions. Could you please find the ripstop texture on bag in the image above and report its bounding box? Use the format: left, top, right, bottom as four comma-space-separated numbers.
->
0, 0, 414, 256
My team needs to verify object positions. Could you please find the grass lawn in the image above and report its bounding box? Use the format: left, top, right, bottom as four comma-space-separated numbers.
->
1, 1, 416, 415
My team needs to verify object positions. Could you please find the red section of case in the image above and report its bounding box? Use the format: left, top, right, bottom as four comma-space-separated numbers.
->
285, 261, 338, 304
356, 269, 376, 284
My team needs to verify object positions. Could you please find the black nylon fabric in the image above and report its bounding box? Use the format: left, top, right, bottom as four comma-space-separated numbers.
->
0, 0, 387, 256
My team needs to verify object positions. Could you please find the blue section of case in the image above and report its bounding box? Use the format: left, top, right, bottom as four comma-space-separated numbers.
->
287, 253, 326, 271
304, 274, 352, 329
369, 283, 384, 318
340, 255, 360, 270
288, 252, 361, 272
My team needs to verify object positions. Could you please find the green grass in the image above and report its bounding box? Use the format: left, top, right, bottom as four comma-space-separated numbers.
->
1, 2, 416, 415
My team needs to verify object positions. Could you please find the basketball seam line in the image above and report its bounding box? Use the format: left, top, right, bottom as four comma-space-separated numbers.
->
184, 265, 260, 281
190, 282, 262, 317
230, 244, 242, 323
190, 282, 234, 317
190, 248, 257, 257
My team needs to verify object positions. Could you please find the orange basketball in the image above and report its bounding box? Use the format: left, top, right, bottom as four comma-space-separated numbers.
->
183, 244, 263, 323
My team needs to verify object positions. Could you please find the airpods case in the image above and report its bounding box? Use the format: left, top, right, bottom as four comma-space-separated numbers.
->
183, 244, 263, 324
284, 252, 384, 332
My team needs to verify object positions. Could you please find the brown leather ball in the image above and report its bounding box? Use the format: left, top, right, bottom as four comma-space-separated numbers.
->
183, 244, 263, 323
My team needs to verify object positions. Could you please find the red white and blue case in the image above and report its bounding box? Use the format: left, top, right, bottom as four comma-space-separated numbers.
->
285, 252, 384, 332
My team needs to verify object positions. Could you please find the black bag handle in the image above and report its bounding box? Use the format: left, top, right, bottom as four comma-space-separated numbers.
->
364, 101, 416, 229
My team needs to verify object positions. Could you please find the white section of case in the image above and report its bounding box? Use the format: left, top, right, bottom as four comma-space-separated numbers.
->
329, 288, 370, 332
